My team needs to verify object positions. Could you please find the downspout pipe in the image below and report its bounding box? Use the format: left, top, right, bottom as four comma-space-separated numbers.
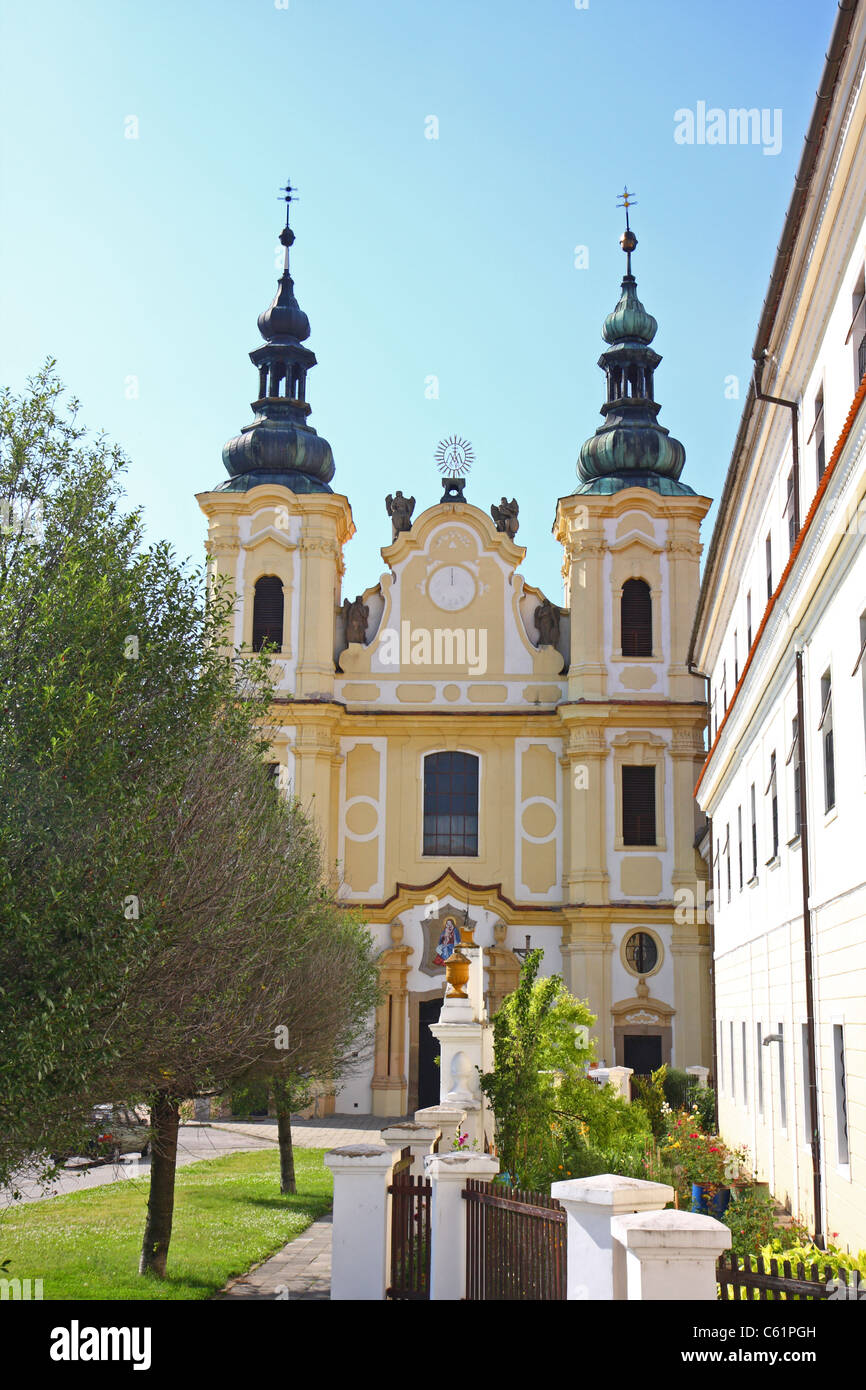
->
753, 350, 801, 535
795, 644, 824, 1247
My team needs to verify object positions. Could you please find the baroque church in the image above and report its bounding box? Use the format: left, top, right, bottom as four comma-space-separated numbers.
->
197, 194, 713, 1116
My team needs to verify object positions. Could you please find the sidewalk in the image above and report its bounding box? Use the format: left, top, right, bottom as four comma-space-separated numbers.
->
213, 1112, 408, 1300
204, 1111, 406, 1150
217, 1213, 333, 1301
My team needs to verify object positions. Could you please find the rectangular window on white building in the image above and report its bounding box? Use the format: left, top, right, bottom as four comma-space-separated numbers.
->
801, 1024, 815, 1147
853, 611, 866, 751
818, 670, 835, 813
746, 591, 752, 649
778, 1023, 787, 1131
785, 467, 798, 551
750, 783, 758, 880
730, 1020, 735, 1102
756, 1023, 764, 1118
734, 630, 739, 684
833, 1024, 850, 1166
725, 824, 731, 903
850, 266, 866, 386
737, 805, 743, 891
786, 716, 801, 840
812, 388, 826, 484
742, 1021, 748, 1107
766, 533, 773, 601
718, 1022, 725, 1094
765, 751, 779, 860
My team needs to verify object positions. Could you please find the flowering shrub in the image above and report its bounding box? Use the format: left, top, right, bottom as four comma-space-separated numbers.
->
661, 1112, 748, 1191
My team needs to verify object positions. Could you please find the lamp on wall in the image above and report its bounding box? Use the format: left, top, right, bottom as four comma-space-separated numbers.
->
512, 934, 533, 962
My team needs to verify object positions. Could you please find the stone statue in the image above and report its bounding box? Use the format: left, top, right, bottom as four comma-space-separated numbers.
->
491, 497, 519, 538
342, 595, 369, 645
534, 598, 560, 648
385, 490, 415, 542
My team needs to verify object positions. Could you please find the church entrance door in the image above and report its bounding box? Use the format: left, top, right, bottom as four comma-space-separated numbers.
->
623, 1033, 662, 1080
418, 999, 442, 1109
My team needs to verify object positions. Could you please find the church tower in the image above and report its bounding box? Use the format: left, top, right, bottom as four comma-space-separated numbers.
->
554, 199, 713, 1072
197, 186, 353, 829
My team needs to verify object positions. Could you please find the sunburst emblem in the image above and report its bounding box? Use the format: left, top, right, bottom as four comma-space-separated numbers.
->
435, 435, 475, 476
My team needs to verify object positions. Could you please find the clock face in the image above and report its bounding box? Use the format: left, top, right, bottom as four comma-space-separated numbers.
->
428, 564, 475, 612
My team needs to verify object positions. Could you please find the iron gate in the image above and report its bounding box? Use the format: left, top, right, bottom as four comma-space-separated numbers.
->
387, 1149, 431, 1300
463, 1179, 567, 1300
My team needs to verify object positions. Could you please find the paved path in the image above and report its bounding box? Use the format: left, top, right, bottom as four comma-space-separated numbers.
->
206, 1112, 406, 1150
214, 1113, 407, 1300
217, 1213, 333, 1301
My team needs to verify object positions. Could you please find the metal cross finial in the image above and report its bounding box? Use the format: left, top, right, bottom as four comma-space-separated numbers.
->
279, 179, 298, 228
616, 186, 638, 273
617, 185, 637, 228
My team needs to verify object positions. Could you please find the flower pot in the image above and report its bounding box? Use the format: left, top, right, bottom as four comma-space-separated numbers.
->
691, 1183, 731, 1217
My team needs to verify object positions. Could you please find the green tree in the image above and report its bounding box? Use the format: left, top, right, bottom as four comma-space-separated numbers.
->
479, 950, 594, 1189
0, 364, 246, 1187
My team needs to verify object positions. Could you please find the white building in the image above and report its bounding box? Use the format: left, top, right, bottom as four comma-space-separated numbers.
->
690, 2, 866, 1252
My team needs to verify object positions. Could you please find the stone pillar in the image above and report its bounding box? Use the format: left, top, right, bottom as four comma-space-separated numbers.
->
323, 1145, 396, 1301
607, 1066, 633, 1100
426, 1152, 500, 1301
611, 1209, 731, 1300
371, 924, 412, 1118
414, 1104, 465, 1152
379, 1123, 438, 1176
686, 1064, 710, 1089
550, 1174, 674, 1300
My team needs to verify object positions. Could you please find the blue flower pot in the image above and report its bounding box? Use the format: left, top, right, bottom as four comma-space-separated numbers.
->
691, 1183, 731, 1217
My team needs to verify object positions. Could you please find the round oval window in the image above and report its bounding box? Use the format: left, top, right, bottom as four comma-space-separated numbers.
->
625, 931, 658, 974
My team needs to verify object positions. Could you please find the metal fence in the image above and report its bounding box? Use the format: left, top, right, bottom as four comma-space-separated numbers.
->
463, 1180, 567, 1300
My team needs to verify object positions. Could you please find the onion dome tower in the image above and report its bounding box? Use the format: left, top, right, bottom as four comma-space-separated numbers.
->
220, 182, 335, 493
576, 196, 692, 496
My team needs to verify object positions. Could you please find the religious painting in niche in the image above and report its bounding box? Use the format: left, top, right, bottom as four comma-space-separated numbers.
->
420, 903, 477, 977
434, 916, 461, 965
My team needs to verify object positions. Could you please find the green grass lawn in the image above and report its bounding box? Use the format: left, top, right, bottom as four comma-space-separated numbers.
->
0, 1147, 332, 1301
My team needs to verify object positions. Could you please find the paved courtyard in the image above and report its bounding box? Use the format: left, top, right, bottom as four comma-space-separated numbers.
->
206, 1111, 403, 1152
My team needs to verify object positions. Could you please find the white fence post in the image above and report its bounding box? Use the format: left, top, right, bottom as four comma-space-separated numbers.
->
611, 1209, 731, 1300
379, 1122, 438, 1176
550, 1173, 674, 1300
323, 1145, 395, 1301
414, 1103, 465, 1152
426, 1152, 499, 1301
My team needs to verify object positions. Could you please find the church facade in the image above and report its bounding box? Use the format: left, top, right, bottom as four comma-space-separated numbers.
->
197, 197, 713, 1116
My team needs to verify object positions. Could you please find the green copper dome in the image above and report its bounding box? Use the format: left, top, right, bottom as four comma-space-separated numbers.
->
602, 277, 658, 345
576, 220, 689, 496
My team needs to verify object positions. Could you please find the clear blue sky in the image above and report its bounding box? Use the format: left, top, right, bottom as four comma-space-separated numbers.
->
0, 0, 836, 602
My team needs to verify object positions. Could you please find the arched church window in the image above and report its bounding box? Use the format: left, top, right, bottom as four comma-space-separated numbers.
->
252, 575, 284, 651
621, 578, 652, 657
423, 751, 479, 856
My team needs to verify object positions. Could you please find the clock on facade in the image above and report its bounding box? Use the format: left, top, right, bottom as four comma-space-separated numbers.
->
428, 565, 475, 611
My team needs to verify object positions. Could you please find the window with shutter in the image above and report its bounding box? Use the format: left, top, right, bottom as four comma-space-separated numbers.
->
252, 575, 284, 651
620, 579, 652, 657
622, 765, 656, 845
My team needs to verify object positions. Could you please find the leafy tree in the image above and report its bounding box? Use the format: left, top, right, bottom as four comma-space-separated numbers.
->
0, 368, 381, 1282
0, 364, 245, 1187
479, 951, 594, 1188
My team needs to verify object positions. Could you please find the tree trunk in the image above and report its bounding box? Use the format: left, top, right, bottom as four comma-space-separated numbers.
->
273, 1080, 296, 1195
139, 1092, 180, 1277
